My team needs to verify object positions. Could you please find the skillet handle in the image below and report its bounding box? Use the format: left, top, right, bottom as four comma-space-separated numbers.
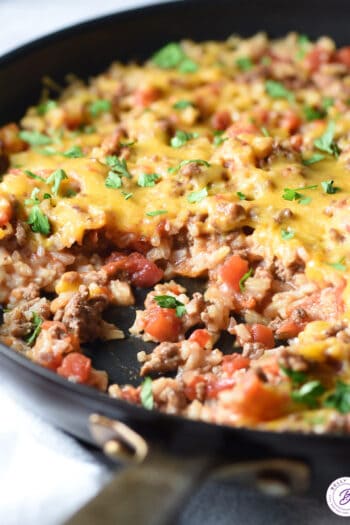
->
65, 448, 212, 525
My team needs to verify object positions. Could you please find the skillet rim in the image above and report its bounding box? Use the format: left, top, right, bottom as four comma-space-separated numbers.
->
0, 0, 348, 444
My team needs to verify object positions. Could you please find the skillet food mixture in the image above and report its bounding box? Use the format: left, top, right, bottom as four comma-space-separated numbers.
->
3, 33, 350, 433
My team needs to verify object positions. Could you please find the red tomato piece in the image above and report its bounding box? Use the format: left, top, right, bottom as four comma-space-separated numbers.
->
222, 353, 250, 375
250, 323, 275, 348
144, 307, 182, 342
57, 352, 91, 383
184, 374, 206, 401
0, 196, 12, 226
189, 329, 211, 348
105, 251, 163, 288
335, 46, 350, 68
220, 255, 249, 292
206, 377, 236, 399
134, 87, 161, 107
280, 111, 302, 134
305, 46, 332, 72
212, 110, 232, 131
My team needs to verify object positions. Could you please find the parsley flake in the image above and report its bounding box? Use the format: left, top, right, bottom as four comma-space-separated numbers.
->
236, 191, 247, 200
46, 169, 68, 195
323, 381, 350, 413
328, 257, 346, 272
27, 206, 50, 235
321, 180, 340, 194
105, 156, 132, 179
168, 159, 210, 174
140, 377, 154, 410
152, 43, 198, 73
105, 171, 122, 189
138, 173, 160, 187
19, 130, 52, 146
178, 58, 198, 73
26, 312, 43, 346
282, 185, 318, 203
171, 130, 199, 148
302, 153, 325, 166
322, 97, 334, 110
281, 228, 295, 240
314, 121, 340, 157
63, 145, 84, 158
36, 100, 57, 116
213, 130, 228, 147
173, 100, 193, 110
187, 187, 208, 203
303, 105, 324, 122
291, 380, 325, 408
261, 126, 270, 137
236, 56, 253, 72
146, 210, 168, 217
24, 170, 46, 182
89, 99, 111, 118
265, 80, 294, 102
121, 191, 133, 200
239, 268, 253, 292
281, 366, 307, 385
154, 295, 186, 317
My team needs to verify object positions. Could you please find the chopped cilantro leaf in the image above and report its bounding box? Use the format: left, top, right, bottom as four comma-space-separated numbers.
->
46, 169, 68, 195
239, 268, 253, 292
328, 257, 346, 271
265, 80, 294, 102
105, 171, 122, 189
146, 210, 168, 217
314, 121, 340, 157
291, 380, 325, 408
168, 159, 210, 174
323, 381, 350, 413
152, 42, 185, 68
36, 100, 57, 116
37, 146, 58, 156
24, 170, 46, 183
322, 97, 334, 110
281, 366, 307, 385
63, 145, 84, 158
302, 153, 325, 166
236, 56, 253, 72
321, 179, 340, 194
19, 130, 52, 146
26, 312, 42, 345
261, 126, 270, 137
187, 187, 208, 203
27, 205, 50, 235
236, 191, 247, 200
281, 228, 295, 240
140, 377, 154, 410
65, 189, 77, 198
178, 58, 198, 73
105, 156, 132, 179
89, 99, 111, 118
154, 295, 186, 317
282, 185, 318, 202
173, 100, 193, 110
171, 130, 199, 148
138, 173, 160, 187
121, 191, 133, 200
303, 105, 324, 121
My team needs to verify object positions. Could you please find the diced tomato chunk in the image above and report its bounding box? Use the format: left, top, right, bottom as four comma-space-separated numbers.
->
220, 255, 249, 292
189, 329, 211, 348
250, 323, 275, 348
57, 352, 91, 383
305, 46, 332, 72
280, 111, 301, 134
134, 87, 161, 107
144, 307, 182, 342
212, 110, 232, 131
0, 196, 12, 226
184, 374, 206, 401
105, 251, 163, 288
335, 46, 350, 68
222, 353, 250, 375
206, 377, 236, 399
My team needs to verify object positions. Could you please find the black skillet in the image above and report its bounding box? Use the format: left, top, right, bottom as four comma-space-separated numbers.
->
1, 1, 350, 523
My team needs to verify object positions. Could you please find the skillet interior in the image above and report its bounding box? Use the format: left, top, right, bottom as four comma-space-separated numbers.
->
1, 0, 350, 497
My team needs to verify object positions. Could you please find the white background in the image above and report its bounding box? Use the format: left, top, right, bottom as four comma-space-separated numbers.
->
0, 1, 345, 524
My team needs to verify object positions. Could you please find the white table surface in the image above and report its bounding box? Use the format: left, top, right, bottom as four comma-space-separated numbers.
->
0, 2, 345, 524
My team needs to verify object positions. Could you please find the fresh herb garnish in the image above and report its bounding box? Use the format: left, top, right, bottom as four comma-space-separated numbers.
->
328, 257, 346, 271
314, 121, 340, 157
154, 295, 186, 317
236, 191, 247, 200
140, 377, 154, 410
24, 170, 46, 183
323, 381, 350, 413
170, 130, 199, 148
121, 191, 133, 200
19, 130, 53, 146
65, 189, 77, 198
281, 366, 307, 385
303, 105, 324, 121
296, 34, 310, 60
26, 312, 42, 345
213, 130, 228, 147
265, 80, 294, 102
282, 185, 318, 203
138, 173, 160, 187
168, 159, 210, 174
152, 42, 198, 72
36, 100, 57, 116
187, 187, 208, 203
46, 169, 68, 195
173, 100, 193, 110
261, 126, 270, 137
105, 156, 132, 179
281, 228, 295, 240
105, 171, 122, 189
89, 99, 111, 118
291, 380, 325, 408
236, 56, 253, 72
239, 268, 253, 292
321, 180, 340, 194
37, 146, 58, 156
322, 97, 334, 110
63, 145, 84, 158
302, 153, 325, 166
146, 210, 168, 217
27, 205, 51, 235
119, 141, 136, 148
